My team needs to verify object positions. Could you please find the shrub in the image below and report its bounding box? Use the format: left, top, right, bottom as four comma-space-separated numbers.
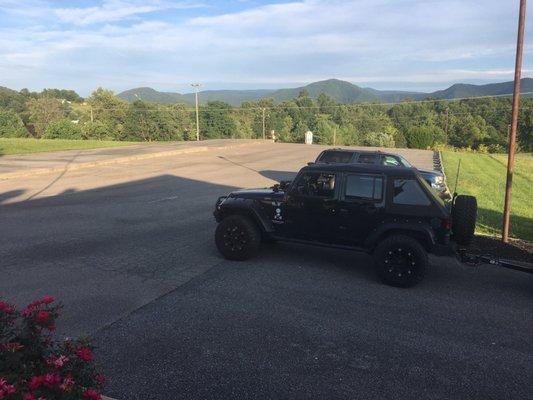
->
81, 121, 112, 140
476, 143, 489, 154
0, 297, 105, 399
0, 110, 30, 138
405, 126, 435, 149
362, 132, 395, 148
43, 120, 82, 139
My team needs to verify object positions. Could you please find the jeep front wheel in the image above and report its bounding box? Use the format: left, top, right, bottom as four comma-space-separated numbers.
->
215, 215, 261, 261
373, 235, 428, 288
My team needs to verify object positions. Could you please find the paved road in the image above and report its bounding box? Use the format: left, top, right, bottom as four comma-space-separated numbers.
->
0, 142, 531, 399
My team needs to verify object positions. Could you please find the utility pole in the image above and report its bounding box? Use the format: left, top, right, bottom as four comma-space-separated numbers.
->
333, 127, 337, 146
262, 108, 266, 139
90, 106, 94, 123
191, 83, 201, 141
502, 0, 526, 243
444, 108, 449, 145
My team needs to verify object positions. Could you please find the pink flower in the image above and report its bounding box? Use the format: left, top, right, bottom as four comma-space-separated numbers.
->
54, 355, 69, 368
43, 373, 61, 388
35, 310, 51, 324
41, 296, 54, 304
0, 378, 16, 396
94, 374, 106, 386
23, 394, 37, 400
0, 301, 14, 314
29, 376, 44, 391
76, 347, 93, 362
59, 375, 75, 392
83, 388, 102, 400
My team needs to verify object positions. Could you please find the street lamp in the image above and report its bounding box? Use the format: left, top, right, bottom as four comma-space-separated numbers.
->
191, 83, 202, 141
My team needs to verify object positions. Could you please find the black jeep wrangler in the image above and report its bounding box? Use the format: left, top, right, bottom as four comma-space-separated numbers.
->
214, 163, 477, 287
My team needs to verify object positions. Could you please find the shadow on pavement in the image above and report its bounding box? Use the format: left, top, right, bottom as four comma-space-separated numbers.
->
0, 189, 26, 204
2, 174, 532, 400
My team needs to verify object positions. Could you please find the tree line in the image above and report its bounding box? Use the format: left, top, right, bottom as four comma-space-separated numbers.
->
0, 86, 531, 152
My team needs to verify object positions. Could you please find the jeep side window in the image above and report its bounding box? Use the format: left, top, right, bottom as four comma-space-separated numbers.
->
382, 156, 400, 167
393, 179, 431, 206
318, 151, 353, 163
293, 172, 336, 198
357, 154, 379, 164
345, 174, 382, 200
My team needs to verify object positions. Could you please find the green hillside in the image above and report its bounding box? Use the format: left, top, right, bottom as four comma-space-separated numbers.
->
115, 78, 533, 106
427, 78, 533, 100
117, 87, 190, 104
269, 79, 378, 103
182, 89, 275, 106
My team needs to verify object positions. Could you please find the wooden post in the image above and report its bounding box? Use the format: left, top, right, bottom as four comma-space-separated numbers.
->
502, 0, 526, 242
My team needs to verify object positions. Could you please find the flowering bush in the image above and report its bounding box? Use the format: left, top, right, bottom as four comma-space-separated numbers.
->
0, 297, 105, 400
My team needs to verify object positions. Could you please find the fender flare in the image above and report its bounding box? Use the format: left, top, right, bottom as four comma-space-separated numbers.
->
364, 221, 436, 250
216, 199, 274, 233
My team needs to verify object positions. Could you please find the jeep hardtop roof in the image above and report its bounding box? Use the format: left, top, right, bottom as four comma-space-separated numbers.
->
318, 148, 399, 157
302, 162, 419, 178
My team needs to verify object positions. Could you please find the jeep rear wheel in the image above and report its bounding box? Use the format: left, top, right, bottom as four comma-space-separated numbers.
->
215, 215, 261, 261
452, 195, 477, 246
373, 235, 428, 288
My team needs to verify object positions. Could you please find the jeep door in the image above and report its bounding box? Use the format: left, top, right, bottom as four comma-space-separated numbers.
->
335, 173, 385, 245
281, 171, 338, 242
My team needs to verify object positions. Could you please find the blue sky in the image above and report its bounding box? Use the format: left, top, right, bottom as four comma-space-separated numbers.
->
0, 0, 531, 96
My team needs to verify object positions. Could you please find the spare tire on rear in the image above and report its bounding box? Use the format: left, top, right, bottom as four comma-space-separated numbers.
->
452, 195, 477, 245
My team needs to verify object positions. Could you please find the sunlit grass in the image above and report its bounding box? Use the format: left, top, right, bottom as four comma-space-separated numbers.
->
0, 138, 138, 155
442, 151, 532, 241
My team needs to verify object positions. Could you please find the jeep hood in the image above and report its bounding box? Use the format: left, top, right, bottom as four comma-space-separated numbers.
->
228, 188, 285, 200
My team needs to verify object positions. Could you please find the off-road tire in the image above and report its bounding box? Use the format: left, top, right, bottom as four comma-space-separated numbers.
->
215, 215, 261, 261
373, 235, 428, 288
452, 195, 477, 246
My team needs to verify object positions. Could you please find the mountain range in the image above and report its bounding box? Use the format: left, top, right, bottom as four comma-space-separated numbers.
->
117, 78, 533, 106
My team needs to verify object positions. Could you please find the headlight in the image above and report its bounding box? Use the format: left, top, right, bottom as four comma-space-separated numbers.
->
434, 176, 444, 184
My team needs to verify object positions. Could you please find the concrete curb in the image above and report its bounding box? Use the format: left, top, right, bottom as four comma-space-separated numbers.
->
0, 141, 268, 181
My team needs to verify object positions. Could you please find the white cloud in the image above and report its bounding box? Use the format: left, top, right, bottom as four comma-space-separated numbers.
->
53, 0, 204, 25
0, 0, 530, 94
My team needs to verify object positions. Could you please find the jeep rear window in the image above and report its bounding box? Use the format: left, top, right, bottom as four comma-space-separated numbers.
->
393, 179, 431, 206
294, 172, 336, 198
345, 174, 383, 200
317, 151, 353, 163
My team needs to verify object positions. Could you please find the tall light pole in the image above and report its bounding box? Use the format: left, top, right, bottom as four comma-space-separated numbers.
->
191, 83, 202, 141
502, 0, 527, 242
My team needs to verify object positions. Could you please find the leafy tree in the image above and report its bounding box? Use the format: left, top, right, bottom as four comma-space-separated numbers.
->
404, 126, 436, 149
0, 110, 29, 137
43, 119, 82, 139
41, 89, 83, 103
87, 88, 127, 139
27, 98, 65, 137
81, 121, 112, 140
201, 101, 237, 139
363, 132, 395, 147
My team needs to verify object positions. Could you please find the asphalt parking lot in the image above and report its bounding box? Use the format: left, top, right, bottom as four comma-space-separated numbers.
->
1, 142, 531, 399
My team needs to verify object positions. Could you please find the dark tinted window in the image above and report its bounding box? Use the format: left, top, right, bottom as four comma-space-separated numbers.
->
357, 154, 380, 164
317, 151, 353, 163
345, 175, 383, 200
393, 179, 430, 206
294, 172, 336, 198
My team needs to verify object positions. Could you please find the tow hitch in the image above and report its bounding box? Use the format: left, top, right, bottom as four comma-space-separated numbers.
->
459, 249, 533, 274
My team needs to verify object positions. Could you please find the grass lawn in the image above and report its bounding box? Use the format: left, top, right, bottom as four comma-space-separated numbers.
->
442, 151, 533, 241
0, 138, 138, 155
